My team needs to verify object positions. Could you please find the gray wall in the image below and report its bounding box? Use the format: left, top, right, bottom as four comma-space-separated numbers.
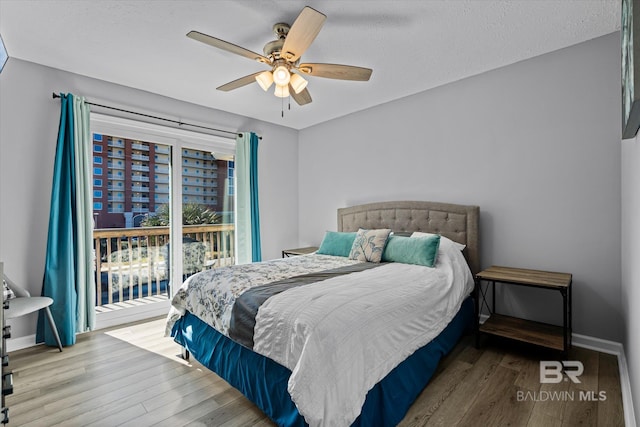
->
0, 58, 299, 339
298, 33, 622, 342
622, 135, 640, 424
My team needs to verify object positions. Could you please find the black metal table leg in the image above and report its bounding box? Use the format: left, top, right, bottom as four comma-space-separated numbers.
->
561, 288, 568, 359
492, 281, 496, 314
475, 279, 480, 348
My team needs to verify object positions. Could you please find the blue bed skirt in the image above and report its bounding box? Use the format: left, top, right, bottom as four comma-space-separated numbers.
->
171, 296, 474, 427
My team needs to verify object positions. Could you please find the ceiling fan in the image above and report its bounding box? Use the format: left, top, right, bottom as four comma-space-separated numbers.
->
187, 6, 372, 106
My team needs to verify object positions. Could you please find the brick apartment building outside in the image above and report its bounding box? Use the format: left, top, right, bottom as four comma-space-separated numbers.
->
92, 133, 232, 229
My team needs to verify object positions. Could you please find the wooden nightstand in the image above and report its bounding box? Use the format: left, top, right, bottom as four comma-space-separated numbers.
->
475, 265, 572, 357
281, 247, 318, 258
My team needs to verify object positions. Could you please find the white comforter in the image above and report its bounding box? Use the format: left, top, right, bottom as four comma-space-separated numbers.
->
252, 242, 474, 427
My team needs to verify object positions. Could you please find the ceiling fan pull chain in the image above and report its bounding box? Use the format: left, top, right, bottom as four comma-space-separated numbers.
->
282, 96, 284, 118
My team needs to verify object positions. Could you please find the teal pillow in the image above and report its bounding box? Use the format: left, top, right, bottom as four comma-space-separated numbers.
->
382, 234, 441, 267
317, 231, 357, 257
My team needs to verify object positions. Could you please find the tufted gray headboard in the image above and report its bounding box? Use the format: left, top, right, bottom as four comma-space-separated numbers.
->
337, 201, 480, 275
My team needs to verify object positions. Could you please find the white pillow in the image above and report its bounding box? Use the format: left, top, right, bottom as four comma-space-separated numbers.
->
411, 232, 473, 295
410, 232, 466, 252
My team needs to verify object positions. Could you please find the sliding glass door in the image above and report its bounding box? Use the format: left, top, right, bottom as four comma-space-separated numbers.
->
178, 147, 235, 283
90, 114, 236, 318
92, 133, 174, 308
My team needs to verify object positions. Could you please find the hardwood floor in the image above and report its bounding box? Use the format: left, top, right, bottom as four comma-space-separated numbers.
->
399, 336, 624, 427
6, 318, 624, 426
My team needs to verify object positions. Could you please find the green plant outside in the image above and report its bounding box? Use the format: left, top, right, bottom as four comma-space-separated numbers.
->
141, 203, 220, 226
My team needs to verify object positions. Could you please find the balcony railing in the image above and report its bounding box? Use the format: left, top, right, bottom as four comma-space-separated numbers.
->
108, 162, 125, 170
155, 156, 170, 164
183, 170, 203, 178
182, 197, 205, 204
93, 224, 235, 307
108, 151, 125, 159
108, 140, 125, 148
132, 154, 150, 161
182, 150, 204, 159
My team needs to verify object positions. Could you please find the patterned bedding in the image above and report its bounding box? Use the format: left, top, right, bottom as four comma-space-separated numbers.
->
165, 254, 360, 337
166, 248, 474, 427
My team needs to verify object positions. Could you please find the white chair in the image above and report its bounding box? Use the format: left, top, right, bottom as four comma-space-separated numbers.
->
3, 275, 63, 352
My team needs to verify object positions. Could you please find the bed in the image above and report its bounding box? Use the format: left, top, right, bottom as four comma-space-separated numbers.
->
167, 200, 480, 427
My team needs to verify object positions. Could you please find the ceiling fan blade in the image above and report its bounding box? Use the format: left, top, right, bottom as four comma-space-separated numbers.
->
290, 85, 312, 105
281, 7, 326, 62
187, 31, 271, 64
217, 72, 264, 92
297, 63, 372, 81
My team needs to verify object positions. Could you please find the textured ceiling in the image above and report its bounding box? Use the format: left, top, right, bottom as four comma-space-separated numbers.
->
0, 0, 620, 130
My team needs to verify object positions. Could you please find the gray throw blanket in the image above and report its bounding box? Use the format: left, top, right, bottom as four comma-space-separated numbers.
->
229, 262, 386, 348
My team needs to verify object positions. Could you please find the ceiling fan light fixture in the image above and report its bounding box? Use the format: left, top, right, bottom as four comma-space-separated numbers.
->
255, 71, 274, 91
289, 73, 308, 94
274, 84, 290, 98
272, 65, 291, 86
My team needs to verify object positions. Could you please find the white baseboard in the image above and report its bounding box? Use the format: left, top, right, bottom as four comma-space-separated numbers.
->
6, 299, 171, 353
616, 348, 637, 427
94, 298, 170, 330
6, 334, 37, 353
572, 332, 623, 355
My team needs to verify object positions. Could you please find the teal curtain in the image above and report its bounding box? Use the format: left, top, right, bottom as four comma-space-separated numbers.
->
37, 93, 95, 347
235, 132, 261, 264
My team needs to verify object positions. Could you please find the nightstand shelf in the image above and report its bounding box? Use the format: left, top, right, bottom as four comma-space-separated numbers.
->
476, 265, 572, 357
479, 313, 565, 351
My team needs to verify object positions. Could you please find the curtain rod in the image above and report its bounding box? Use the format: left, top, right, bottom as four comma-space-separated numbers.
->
52, 92, 261, 140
